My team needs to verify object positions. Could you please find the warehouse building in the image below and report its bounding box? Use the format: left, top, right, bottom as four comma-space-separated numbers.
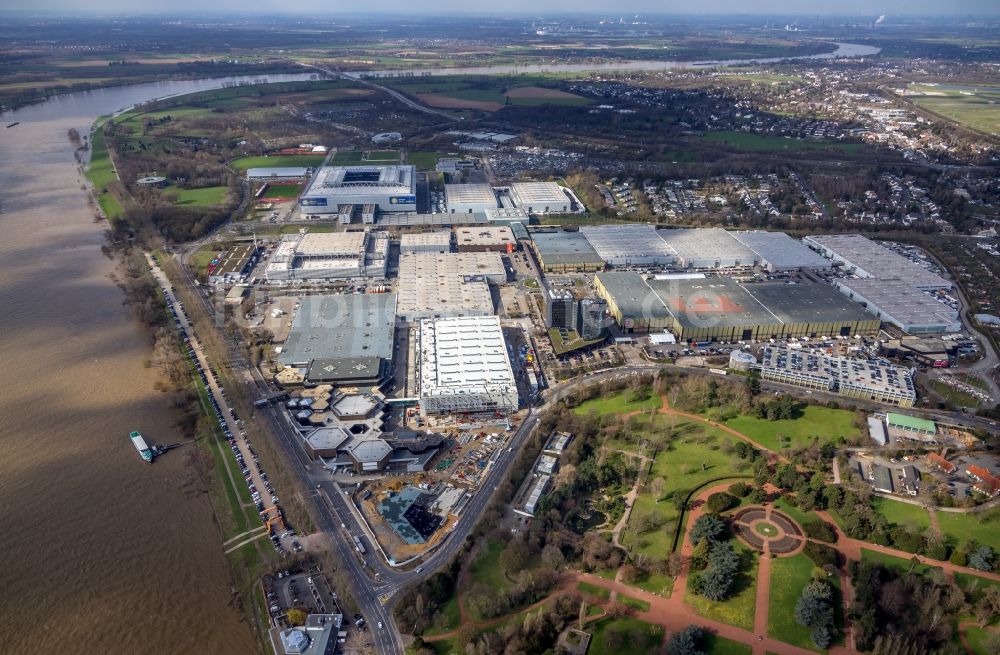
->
581, 225, 677, 267
732, 231, 833, 272
264, 231, 388, 281
278, 293, 396, 369
398, 251, 506, 285
299, 165, 416, 214
759, 345, 916, 407
509, 182, 572, 214
835, 278, 961, 334
803, 235, 950, 290
396, 277, 493, 321
881, 336, 956, 367
657, 228, 756, 269
207, 244, 259, 285
446, 183, 498, 214
417, 316, 518, 415
400, 230, 452, 254
485, 207, 530, 227
595, 272, 879, 340
529, 230, 604, 272
455, 225, 516, 252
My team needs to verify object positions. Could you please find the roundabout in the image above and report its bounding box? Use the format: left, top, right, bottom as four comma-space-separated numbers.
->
732, 506, 803, 556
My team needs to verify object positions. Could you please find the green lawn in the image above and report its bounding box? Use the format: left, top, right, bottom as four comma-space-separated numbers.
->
955, 571, 1000, 599
166, 185, 230, 207
469, 540, 508, 592
872, 497, 931, 531
700, 130, 863, 154
87, 127, 117, 190
261, 183, 300, 199
860, 548, 942, 577
768, 553, 820, 651
622, 418, 749, 558
423, 595, 462, 637
618, 594, 651, 612
587, 616, 663, 655
705, 634, 753, 655
930, 380, 982, 407
685, 543, 758, 630
964, 625, 1000, 655
578, 581, 611, 600
573, 388, 661, 416
723, 405, 860, 451
631, 570, 674, 596
330, 150, 364, 164
366, 149, 400, 162
407, 151, 446, 170
935, 509, 1000, 552
229, 155, 326, 171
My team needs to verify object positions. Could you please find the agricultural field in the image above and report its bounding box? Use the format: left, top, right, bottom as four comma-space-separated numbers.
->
907, 83, 1000, 136
386, 75, 591, 111
700, 130, 863, 154
723, 405, 861, 451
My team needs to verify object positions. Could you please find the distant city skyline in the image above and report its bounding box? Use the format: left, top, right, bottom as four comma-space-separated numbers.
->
4, 1, 1000, 17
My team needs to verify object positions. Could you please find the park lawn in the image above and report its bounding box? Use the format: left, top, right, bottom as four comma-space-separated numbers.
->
700, 130, 863, 154
775, 498, 819, 528
618, 594, 651, 612
955, 571, 1000, 600
573, 387, 662, 416
871, 496, 931, 531
723, 405, 860, 452
167, 186, 230, 207
860, 548, 942, 577
964, 625, 1000, 655
587, 616, 664, 655
935, 509, 1000, 552
408, 151, 446, 170
767, 553, 820, 651
229, 154, 326, 170
631, 569, 674, 597
469, 540, 508, 592
623, 419, 749, 558
704, 633, 753, 655
578, 581, 611, 600
423, 595, 462, 636
261, 183, 300, 198
97, 191, 124, 220
685, 543, 758, 631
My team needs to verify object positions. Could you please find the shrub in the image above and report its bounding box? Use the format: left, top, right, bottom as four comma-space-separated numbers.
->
728, 482, 750, 498
803, 542, 838, 568
705, 492, 739, 514
803, 521, 837, 543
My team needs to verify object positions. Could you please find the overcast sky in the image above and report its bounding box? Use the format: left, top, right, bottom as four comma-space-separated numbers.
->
6, 1, 1000, 16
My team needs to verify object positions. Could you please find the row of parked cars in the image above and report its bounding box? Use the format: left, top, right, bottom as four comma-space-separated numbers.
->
162, 282, 296, 556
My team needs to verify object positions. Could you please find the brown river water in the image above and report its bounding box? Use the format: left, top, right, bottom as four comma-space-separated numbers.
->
0, 75, 311, 655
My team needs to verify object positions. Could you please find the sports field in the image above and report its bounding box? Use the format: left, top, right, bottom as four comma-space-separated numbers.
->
229, 155, 326, 171
261, 184, 300, 199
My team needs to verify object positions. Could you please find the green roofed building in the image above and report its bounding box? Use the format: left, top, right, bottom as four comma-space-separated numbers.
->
886, 412, 936, 435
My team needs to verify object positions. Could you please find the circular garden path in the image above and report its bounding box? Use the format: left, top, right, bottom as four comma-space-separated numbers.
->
732, 506, 804, 557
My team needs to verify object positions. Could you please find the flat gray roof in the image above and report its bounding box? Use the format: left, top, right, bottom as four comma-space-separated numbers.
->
732, 231, 832, 270
279, 293, 396, 367
530, 231, 604, 267
745, 282, 877, 325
